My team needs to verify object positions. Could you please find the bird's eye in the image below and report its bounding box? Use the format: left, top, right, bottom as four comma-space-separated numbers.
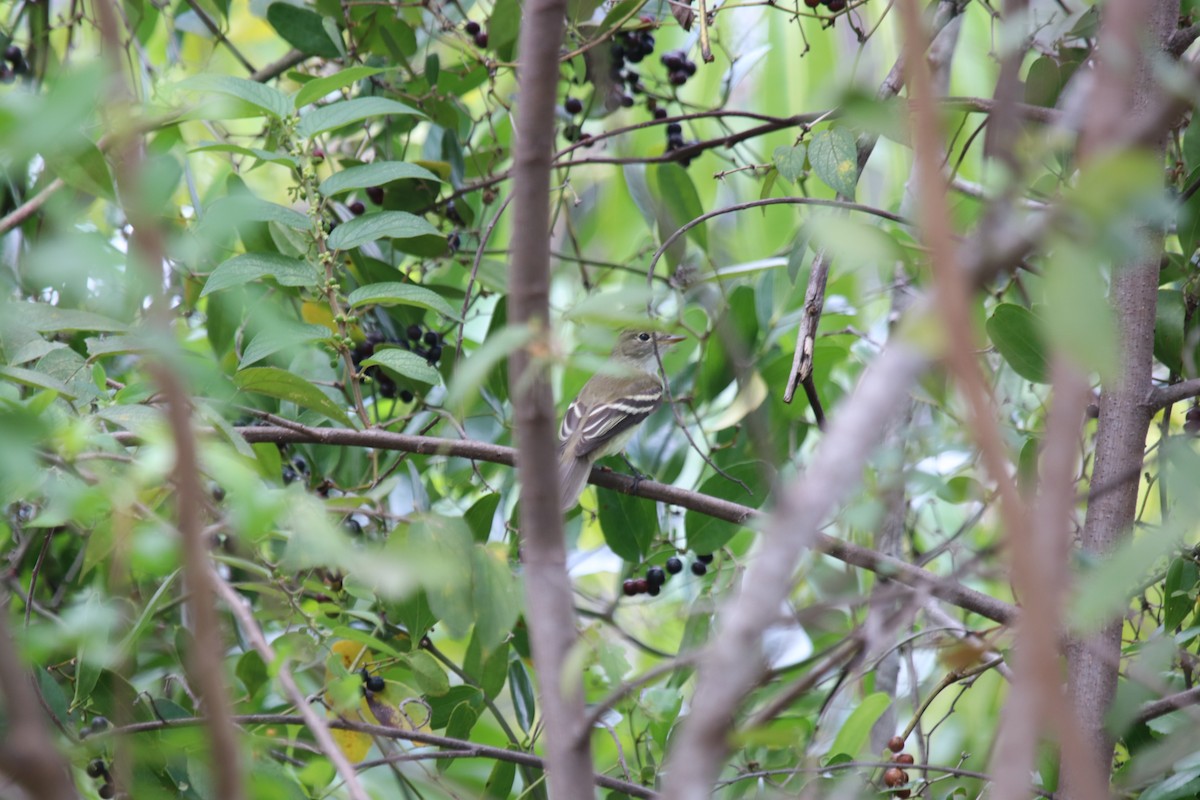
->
638, 332, 651, 341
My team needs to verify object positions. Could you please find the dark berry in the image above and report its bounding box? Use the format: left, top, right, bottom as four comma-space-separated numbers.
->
646, 566, 665, 587
691, 561, 707, 576
563, 124, 580, 143
399, 389, 414, 403
883, 767, 906, 787
211, 484, 226, 502
633, 578, 649, 594
666, 122, 682, 135
697, 553, 714, 564
683, 60, 697, 76
896, 792, 911, 800
620, 94, 634, 108
87, 759, 106, 778
99, 784, 115, 800
804, 0, 821, 6
349, 200, 365, 215
447, 231, 461, 252
378, 378, 397, 398
887, 735, 905, 752
464, 20, 481, 35
366, 675, 385, 693
668, 71, 688, 86
654, 108, 668, 120
626, 49, 645, 64
292, 456, 309, 476
827, 0, 846, 8
407, 324, 423, 341
282, 465, 298, 484
3, 45, 20, 63
623, 579, 638, 596
424, 331, 441, 346
564, 97, 583, 115
366, 185, 385, 205
894, 753, 915, 765
445, 200, 463, 224
427, 345, 442, 363
344, 518, 362, 535
647, 583, 661, 596
473, 31, 489, 48
661, 52, 684, 70
666, 556, 683, 574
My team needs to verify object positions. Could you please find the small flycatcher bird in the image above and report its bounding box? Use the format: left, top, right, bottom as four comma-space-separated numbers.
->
558, 329, 686, 510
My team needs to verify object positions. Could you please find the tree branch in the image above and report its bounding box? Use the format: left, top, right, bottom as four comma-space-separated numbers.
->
506, 0, 595, 795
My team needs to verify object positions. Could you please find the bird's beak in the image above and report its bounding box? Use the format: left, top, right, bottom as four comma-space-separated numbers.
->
657, 334, 687, 346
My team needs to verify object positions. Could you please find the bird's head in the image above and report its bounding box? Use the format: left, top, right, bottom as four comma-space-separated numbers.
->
611, 329, 687, 369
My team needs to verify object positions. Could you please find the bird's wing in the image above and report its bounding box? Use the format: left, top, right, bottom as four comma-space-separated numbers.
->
569, 374, 664, 459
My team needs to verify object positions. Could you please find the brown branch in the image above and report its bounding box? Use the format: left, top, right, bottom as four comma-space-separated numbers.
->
1064, 1, 1179, 796
506, 0, 595, 795
1134, 685, 1200, 725
95, 0, 245, 795
0, 602, 77, 800
211, 575, 371, 800
112, 422, 1017, 622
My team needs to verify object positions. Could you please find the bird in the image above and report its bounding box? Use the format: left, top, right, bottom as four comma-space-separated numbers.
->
557, 329, 685, 511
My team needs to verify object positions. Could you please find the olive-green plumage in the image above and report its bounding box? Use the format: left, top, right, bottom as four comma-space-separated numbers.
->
557, 330, 685, 510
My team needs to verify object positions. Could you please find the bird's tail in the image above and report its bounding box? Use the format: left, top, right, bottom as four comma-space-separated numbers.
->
559, 450, 592, 511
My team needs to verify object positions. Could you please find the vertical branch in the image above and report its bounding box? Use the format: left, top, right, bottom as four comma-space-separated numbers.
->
506, 1, 595, 798
0, 603, 76, 800
93, 2, 245, 798
1066, 0, 1178, 792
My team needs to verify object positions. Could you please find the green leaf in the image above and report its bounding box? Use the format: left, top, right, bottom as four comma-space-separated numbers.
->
178, 74, 292, 118
1155, 290, 1186, 376
487, 0, 523, 55
319, 161, 443, 196
234, 367, 353, 426
773, 144, 806, 183
652, 162, 707, 250
240, 322, 330, 368
444, 324, 533, 411
266, 2, 341, 58
297, 97, 424, 139
190, 143, 298, 168
443, 702, 479, 751
406, 650, 450, 696
827, 692, 891, 759
327, 211, 442, 251
1163, 557, 1198, 631
471, 546, 519, 653
0, 365, 75, 398
596, 490, 657, 562
201, 253, 319, 296
685, 462, 765, 554
361, 349, 442, 385
204, 195, 310, 230
508, 660, 536, 733
484, 758, 516, 799
295, 67, 393, 109
346, 282, 461, 320
464, 494, 501, 543
8, 303, 128, 333
985, 303, 1048, 383
808, 127, 859, 198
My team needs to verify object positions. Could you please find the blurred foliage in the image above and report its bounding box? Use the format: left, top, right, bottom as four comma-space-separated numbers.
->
1, 0, 1200, 798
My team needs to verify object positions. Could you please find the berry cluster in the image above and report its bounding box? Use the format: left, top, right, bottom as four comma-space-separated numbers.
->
87, 759, 115, 798
660, 50, 697, 87
360, 667, 386, 694
1, 44, 27, 84
883, 736, 915, 798
464, 20, 488, 48
609, 29, 655, 104
803, 0, 847, 11
622, 553, 713, 596
282, 454, 310, 486
351, 325, 445, 401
